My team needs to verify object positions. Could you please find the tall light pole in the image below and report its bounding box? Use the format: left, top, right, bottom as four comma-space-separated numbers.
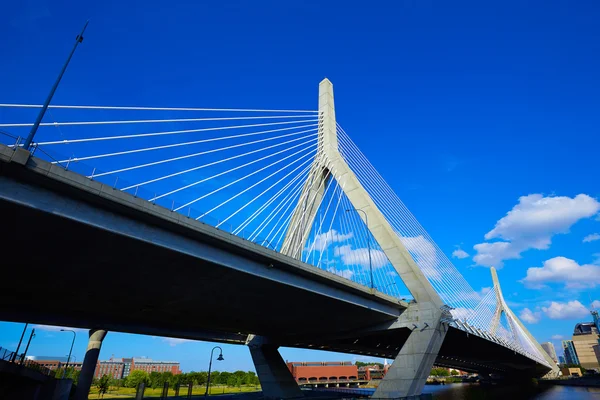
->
12, 323, 28, 362
61, 329, 76, 379
22, 21, 89, 150
21, 329, 36, 364
205, 346, 224, 397
346, 208, 374, 290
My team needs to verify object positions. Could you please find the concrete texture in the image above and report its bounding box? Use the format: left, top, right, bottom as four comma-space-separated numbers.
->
74, 329, 107, 400
247, 336, 303, 399
373, 306, 446, 398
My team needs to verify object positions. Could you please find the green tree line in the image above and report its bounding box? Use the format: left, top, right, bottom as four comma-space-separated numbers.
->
95, 370, 260, 391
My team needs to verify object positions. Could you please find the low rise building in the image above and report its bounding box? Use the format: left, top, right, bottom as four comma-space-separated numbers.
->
286, 361, 358, 385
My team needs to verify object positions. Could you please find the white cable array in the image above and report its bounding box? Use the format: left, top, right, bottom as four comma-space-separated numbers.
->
0, 115, 317, 128
336, 124, 478, 310
0, 103, 318, 113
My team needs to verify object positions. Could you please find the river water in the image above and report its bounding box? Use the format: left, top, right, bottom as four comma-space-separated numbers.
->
421, 383, 600, 399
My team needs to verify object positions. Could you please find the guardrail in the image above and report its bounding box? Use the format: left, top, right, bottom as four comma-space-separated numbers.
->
0, 346, 56, 377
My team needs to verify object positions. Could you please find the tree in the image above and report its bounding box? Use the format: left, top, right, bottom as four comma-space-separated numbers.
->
97, 375, 110, 399
450, 370, 459, 376
430, 368, 450, 377
126, 370, 149, 388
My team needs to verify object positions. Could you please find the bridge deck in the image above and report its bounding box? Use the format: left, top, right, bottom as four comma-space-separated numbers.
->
0, 145, 403, 343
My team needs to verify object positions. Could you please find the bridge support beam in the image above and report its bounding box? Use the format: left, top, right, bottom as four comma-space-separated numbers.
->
374, 305, 446, 398
74, 329, 107, 400
247, 335, 303, 399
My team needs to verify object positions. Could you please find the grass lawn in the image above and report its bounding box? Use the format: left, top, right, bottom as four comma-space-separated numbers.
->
88, 385, 261, 399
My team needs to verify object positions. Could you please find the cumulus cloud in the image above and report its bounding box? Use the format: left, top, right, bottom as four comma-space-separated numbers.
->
452, 249, 469, 259
520, 308, 541, 324
400, 235, 439, 273
542, 301, 590, 320
521, 256, 600, 289
334, 245, 388, 269
160, 337, 192, 346
306, 229, 353, 252
479, 286, 492, 296
451, 308, 475, 321
327, 266, 354, 280
584, 233, 600, 243
592, 300, 600, 309
473, 194, 600, 267
551, 334, 564, 340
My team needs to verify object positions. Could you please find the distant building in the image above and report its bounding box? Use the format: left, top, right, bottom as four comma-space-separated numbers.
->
560, 367, 582, 377
357, 364, 389, 381
559, 355, 566, 365
25, 358, 83, 372
563, 340, 580, 365
95, 359, 126, 379
94, 356, 181, 379
286, 361, 359, 386
541, 342, 558, 363
572, 322, 600, 369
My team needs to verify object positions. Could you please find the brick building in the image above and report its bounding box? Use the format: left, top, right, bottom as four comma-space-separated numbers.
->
286, 361, 358, 385
94, 357, 181, 379
26, 357, 83, 372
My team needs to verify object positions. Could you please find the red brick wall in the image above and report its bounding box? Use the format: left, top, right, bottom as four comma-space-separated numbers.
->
287, 364, 358, 381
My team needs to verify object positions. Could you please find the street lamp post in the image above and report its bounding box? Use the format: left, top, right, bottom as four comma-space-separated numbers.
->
346, 208, 374, 290
21, 329, 35, 364
12, 323, 28, 362
22, 21, 89, 150
205, 346, 224, 397
61, 329, 76, 379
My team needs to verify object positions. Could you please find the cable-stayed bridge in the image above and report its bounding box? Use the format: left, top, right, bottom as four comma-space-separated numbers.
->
0, 79, 558, 399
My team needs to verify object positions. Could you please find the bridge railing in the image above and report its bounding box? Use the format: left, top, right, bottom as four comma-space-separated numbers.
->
0, 346, 57, 377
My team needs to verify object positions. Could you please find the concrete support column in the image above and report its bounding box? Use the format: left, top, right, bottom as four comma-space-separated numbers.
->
74, 329, 107, 400
374, 318, 446, 398
247, 335, 303, 399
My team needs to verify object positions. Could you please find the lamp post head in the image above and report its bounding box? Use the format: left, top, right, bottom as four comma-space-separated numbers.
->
217, 353, 224, 361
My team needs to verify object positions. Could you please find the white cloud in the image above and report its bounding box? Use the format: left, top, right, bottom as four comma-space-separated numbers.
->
400, 235, 439, 275
521, 256, 600, 289
32, 325, 86, 333
592, 300, 600, 309
451, 308, 475, 321
520, 308, 541, 324
327, 266, 354, 280
542, 300, 590, 320
334, 245, 388, 269
473, 194, 600, 267
160, 337, 192, 347
306, 229, 353, 252
452, 249, 469, 259
584, 233, 600, 243
551, 334, 564, 340
479, 286, 492, 296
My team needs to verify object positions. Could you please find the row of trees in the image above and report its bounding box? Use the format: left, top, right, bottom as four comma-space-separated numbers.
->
95, 370, 260, 391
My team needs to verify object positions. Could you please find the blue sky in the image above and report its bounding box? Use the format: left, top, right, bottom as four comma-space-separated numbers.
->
1, 1, 600, 371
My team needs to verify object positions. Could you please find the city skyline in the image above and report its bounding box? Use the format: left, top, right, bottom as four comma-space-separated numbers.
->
1, 0, 599, 374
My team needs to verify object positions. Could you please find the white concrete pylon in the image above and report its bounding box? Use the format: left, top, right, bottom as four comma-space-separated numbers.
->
490, 267, 560, 374
282, 78, 443, 306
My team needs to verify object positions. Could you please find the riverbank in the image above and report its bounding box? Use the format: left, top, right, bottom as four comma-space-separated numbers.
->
540, 376, 600, 387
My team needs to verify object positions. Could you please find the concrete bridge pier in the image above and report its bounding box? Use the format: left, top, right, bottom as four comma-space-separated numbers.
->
247, 335, 303, 399
374, 308, 446, 399
74, 329, 107, 400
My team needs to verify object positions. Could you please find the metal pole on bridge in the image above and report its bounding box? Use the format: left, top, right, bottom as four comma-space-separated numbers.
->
22, 21, 89, 150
